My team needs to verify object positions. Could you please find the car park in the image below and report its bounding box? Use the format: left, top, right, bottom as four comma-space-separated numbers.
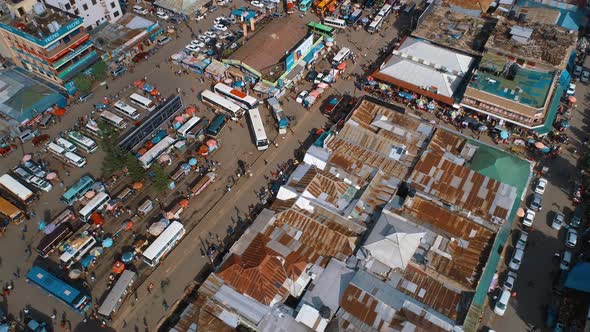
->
560, 251, 573, 270
534, 177, 548, 195
522, 209, 535, 227
509, 248, 524, 271
503, 271, 517, 291
516, 230, 528, 251
529, 193, 543, 211
494, 289, 511, 316
552, 213, 565, 230
251, 0, 265, 7
565, 228, 578, 248
157, 36, 172, 46
296, 91, 309, 104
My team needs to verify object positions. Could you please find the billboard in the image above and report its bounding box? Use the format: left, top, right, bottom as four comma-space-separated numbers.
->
285, 34, 314, 72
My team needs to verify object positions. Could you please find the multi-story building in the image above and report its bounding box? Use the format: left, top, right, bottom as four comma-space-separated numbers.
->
44, 0, 123, 30
0, 1, 99, 89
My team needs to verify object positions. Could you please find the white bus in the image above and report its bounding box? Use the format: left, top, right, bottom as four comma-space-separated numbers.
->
143, 221, 185, 267
55, 138, 77, 153
176, 116, 202, 138
129, 93, 156, 112
47, 141, 66, 156
85, 119, 101, 137
332, 47, 351, 65
64, 152, 87, 168
101, 111, 128, 129
324, 17, 347, 29
59, 236, 97, 268
97, 270, 136, 320
0, 174, 35, 204
68, 131, 98, 153
138, 136, 175, 169
201, 90, 245, 120
113, 101, 141, 120
213, 83, 259, 110
367, 15, 384, 33
247, 108, 269, 150
377, 3, 392, 17
79, 192, 110, 222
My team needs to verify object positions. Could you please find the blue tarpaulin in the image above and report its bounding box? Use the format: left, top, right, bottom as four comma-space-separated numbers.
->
565, 262, 590, 292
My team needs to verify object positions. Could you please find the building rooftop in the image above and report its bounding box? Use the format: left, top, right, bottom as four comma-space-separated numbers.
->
169, 293, 234, 332
409, 129, 518, 223
485, 19, 577, 70
372, 37, 474, 100
443, 0, 496, 11
91, 14, 157, 56
412, 7, 497, 56
228, 15, 310, 77
516, 0, 585, 31
0, 4, 82, 47
155, 0, 209, 16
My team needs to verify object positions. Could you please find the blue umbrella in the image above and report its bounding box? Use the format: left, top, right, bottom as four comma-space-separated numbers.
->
180, 163, 191, 171
81, 255, 95, 268
38, 220, 46, 231
102, 237, 113, 248
189, 158, 197, 166
500, 131, 509, 139
121, 252, 134, 263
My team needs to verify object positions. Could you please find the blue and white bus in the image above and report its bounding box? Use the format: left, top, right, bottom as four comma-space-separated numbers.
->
27, 266, 92, 314
213, 83, 259, 110
67, 131, 98, 153
267, 97, 288, 135
247, 108, 269, 150
62, 176, 95, 205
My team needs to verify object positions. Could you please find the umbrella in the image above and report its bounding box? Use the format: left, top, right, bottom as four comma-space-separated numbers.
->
180, 163, 190, 171
206, 139, 217, 147
81, 255, 94, 268
151, 89, 160, 96
174, 116, 185, 122
133, 182, 144, 190
125, 220, 134, 230
43, 223, 56, 234
38, 220, 46, 231
516, 208, 525, 217
112, 261, 125, 274
85, 190, 96, 199
568, 96, 576, 103
198, 145, 209, 156
500, 131, 509, 139
185, 106, 197, 115
90, 247, 104, 257
68, 269, 82, 279
325, 41, 334, 47
102, 237, 113, 248
45, 172, 57, 180
189, 158, 197, 166
22, 154, 32, 162
53, 108, 66, 116
317, 82, 329, 89
534, 142, 546, 149
159, 154, 171, 163
337, 62, 347, 70
121, 252, 134, 263
179, 199, 190, 208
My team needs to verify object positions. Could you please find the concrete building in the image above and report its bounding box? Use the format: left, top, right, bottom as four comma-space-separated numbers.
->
0, 1, 98, 90
44, 0, 123, 30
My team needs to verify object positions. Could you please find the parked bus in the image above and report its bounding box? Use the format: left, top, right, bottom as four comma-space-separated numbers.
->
97, 270, 136, 322
67, 131, 98, 153
143, 221, 185, 267
0, 174, 35, 205
85, 119, 101, 137
129, 93, 156, 112
247, 108, 269, 150
36, 208, 78, 258
324, 17, 347, 29
213, 83, 259, 110
332, 47, 351, 65
47, 141, 66, 157
267, 97, 288, 135
205, 114, 228, 137
299, 0, 312, 11
62, 175, 95, 205
307, 22, 335, 37
26, 266, 92, 314
113, 101, 141, 120
316, 0, 336, 15
79, 192, 110, 222
190, 172, 216, 197
138, 136, 176, 169
176, 116, 202, 138
201, 90, 244, 120
377, 3, 392, 17
367, 15, 384, 33
100, 111, 128, 129
346, 9, 362, 25
55, 138, 77, 153
64, 152, 87, 168
0, 195, 25, 224
187, 118, 209, 140
59, 235, 97, 268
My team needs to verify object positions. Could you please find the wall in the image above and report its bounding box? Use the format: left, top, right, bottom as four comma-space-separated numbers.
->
44, 0, 122, 29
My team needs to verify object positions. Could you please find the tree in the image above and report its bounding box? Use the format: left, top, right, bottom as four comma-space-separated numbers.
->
581, 151, 590, 173
126, 153, 146, 182
73, 75, 92, 93
98, 121, 126, 176
150, 163, 169, 192
92, 60, 108, 81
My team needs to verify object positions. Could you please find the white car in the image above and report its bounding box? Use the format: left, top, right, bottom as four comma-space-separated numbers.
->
574, 65, 583, 78
296, 91, 309, 104
494, 289, 511, 316
534, 177, 547, 195
214, 16, 226, 24
197, 34, 208, 41
157, 11, 170, 20
508, 248, 524, 271
30, 176, 52, 192
219, 32, 233, 39
522, 209, 535, 227
133, 5, 148, 15
503, 271, 517, 291
218, 0, 230, 5
314, 72, 325, 84
157, 36, 172, 45
196, 13, 207, 21
551, 213, 565, 230
213, 24, 227, 31
251, 0, 265, 7
185, 44, 201, 53
565, 228, 578, 248
204, 31, 217, 38
566, 83, 576, 96
190, 40, 206, 48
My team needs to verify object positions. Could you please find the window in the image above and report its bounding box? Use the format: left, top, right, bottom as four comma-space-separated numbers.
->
113, 11, 120, 17
65, 3, 71, 9
82, 3, 88, 10
110, 1, 115, 7
69, 0, 75, 4
92, 0, 97, 4
17, 7, 25, 16
95, 20, 100, 26
74, 9, 79, 14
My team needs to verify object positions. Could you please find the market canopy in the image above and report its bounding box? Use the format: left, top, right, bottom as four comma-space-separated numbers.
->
565, 262, 590, 293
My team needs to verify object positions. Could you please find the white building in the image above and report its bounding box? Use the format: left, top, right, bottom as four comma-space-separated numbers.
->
44, 0, 122, 30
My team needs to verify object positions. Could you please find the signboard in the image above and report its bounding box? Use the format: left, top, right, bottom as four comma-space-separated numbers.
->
285, 34, 314, 72
0, 17, 83, 48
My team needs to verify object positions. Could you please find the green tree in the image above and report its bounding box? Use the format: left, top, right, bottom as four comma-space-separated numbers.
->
73, 75, 93, 93
98, 120, 126, 176
151, 163, 169, 192
581, 151, 590, 173
126, 153, 146, 182
92, 60, 108, 81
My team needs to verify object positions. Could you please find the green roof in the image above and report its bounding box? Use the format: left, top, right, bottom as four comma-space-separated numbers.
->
468, 143, 530, 191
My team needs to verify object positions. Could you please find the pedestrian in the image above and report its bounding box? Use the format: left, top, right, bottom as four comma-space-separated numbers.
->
148, 282, 154, 293
162, 300, 169, 310
105, 85, 109, 90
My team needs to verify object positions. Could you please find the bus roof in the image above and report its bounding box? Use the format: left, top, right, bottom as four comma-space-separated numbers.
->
138, 136, 175, 167
143, 221, 184, 260
97, 270, 136, 317
27, 266, 82, 304
0, 195, 22, 218
62, 176, 94, 200
307, 21, 334, 33
0, 174, 33, 201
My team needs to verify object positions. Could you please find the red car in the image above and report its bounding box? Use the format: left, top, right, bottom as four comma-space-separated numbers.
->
32, 134, 50, 147
132, 52, 149, 63
0, 144, 16, 157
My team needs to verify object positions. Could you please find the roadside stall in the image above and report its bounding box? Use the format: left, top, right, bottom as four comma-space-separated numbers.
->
205, 60, 227, 81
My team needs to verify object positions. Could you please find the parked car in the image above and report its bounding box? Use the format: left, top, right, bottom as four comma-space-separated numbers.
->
156, 11, 170, 20
226, 17, 237, 24
314, 72, 325, 84
560, 251, 573, 270
132, 52, 149, 63
516, 230, 528, 251
31, 134, 50, 147
503, 271, 518, 291
185, 44, 201, 53
306, 70, 318, 82
213, 24, 228, 31
196, 13, 207, 21
251, 0, 265, 7
582, 70, 590, 83
133, 5, 148, 15
190, 40, 206, 48
534, 177, 548, 195
214, 16, 226, 24
494, 289, 511, 316
570, 205, 584, 228
111, 66, 126, 77
566, 83, 576, 96
509, 248, 524, 270
13, 167, 34, 183
219, 32, 233, 39
204, 31, 217, 38
157, 36, 172, 45
78, 93, 93, 102
0, 144, 16, 157
522, 209, 535, 227
529, 193, 543, 211
22, 160, 46, 178
574, 65, 582, 78
209, 5, 220, 11
551, 212, 565, 230
218, 0, 230, 5
565, 228, 578, 248
296, 91, 309, 104
30, 176, 52, 192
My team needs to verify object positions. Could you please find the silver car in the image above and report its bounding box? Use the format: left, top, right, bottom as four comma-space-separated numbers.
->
551, 213, 565, 230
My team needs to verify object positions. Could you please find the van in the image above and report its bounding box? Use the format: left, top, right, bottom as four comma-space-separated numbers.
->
571, 205, 584, 228
47, 142, 66, 155
30, 176, 52, 192
116, 186, 134, 202
55, 138, 77, 153
111, 66, 127, 78
18, 130, 35, 143
138, 198, 154, 215
64, 152, 87, 168
206, 114, 228, 137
